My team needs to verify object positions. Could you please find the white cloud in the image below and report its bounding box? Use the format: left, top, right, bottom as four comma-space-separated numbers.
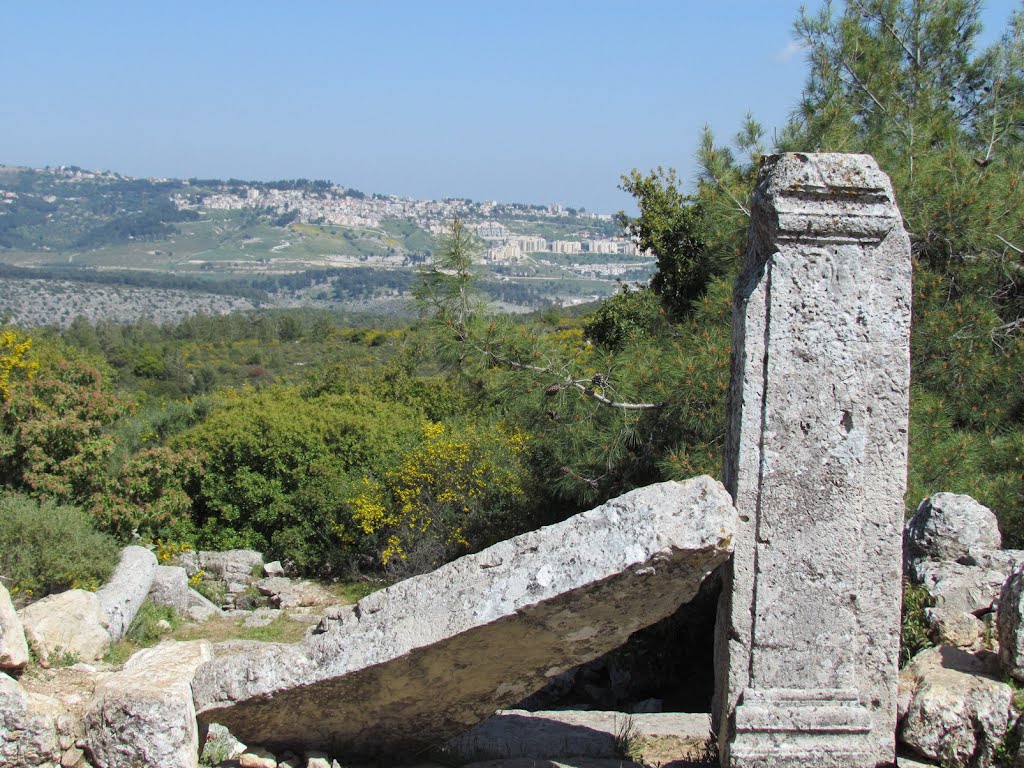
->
775, 41, 806, 63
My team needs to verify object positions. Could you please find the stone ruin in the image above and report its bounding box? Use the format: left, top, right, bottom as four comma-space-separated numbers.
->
194, 152, 912, 767
192, 477, 736, 759
0, 153, 916, 768
714, 152, 911, 767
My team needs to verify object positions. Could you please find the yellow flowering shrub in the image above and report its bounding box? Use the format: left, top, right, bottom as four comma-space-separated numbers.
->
154, 538, 194, 564
0, 330, 37, 400
344, 420, 530, 572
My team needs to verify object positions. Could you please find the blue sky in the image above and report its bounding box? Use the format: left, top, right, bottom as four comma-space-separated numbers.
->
2, 1, 1020, 213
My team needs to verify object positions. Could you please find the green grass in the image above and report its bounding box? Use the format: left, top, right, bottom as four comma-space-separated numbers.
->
331, 579, 387, 603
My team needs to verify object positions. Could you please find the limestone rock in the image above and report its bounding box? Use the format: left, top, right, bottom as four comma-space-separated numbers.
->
148, 565, 192, 614
239, 745, 277, 767
899, 646, 1012, 768
905, 493, 1002, 564
254, 577, 333, 609
0, 672, 63, 767
263, 561, 285, 577
0, 582, 29, 672
243, 608, 280, 628
193, 477, 736, 759
18, 590, 111, 663
95, 545, 157, 641
60, 746, 85, 767
198, 550, 263, 595
200, 722, 245, 764
918, 561, 1006, 617
185, 589, 220, 622
84, 639, 212, 768
965, 548, 1024, 575
176, 551, 200, 578
998, 562, 1024, 680
925, 607, 984, 648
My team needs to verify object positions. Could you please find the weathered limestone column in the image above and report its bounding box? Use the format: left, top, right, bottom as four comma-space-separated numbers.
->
713, 153, 911, 767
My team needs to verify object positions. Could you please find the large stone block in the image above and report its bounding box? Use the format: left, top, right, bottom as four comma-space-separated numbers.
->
0, 583, 28, 673
96, 545, 157, 641
899, 647, 1012, 768
84, 639, 212, 768
18, 590, 111, 664
193, 476, 735, 759
714, 153, 912, 767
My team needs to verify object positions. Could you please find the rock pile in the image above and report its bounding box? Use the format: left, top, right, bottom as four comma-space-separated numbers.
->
899, 492, 1024, 767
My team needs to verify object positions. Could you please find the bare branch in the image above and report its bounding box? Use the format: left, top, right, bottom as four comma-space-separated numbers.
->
996, 234, 1024, 254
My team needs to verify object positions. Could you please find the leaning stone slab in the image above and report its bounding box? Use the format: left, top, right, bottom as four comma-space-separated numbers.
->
193, 476, 735, 759
0, 672, 64, 767
84, 639, 212, 768
96, 545, 157, 641
18, 590, 111, 664
0, 583, 28, 672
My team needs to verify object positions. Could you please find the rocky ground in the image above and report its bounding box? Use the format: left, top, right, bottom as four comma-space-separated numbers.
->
8, 489, 1024, 767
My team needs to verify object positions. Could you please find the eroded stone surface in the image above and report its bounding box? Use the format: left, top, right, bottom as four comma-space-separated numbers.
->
714, 153, 911, 767
0, 672, 63, 767
84, 639, 212, 768
925, 607, 984, 648
899, 646, 1012, 768
0, 583, 28, 672
96, 545, 157, 641
18, 590, 111, 664
254, 577, 334, 609
193, 477, 735, 759
917, 561, 1006, 617
185, 589, 221, 623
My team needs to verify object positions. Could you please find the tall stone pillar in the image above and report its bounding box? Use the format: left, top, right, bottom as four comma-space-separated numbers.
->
713, 153, 911, 767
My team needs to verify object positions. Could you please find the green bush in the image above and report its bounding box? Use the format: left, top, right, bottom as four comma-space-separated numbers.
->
173, 385, 424, 574
0, 491, 119, 603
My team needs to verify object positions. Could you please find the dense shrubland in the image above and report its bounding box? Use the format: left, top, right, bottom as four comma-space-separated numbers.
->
3, 0, 1024, 602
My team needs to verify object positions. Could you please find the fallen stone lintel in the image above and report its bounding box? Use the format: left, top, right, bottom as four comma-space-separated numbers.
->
193, 476, 735, 759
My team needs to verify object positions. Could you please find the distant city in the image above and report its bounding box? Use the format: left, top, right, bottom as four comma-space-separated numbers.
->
175, 180, 646, 268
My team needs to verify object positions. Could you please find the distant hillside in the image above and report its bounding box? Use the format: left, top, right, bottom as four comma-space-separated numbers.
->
0, 164, 650, 318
